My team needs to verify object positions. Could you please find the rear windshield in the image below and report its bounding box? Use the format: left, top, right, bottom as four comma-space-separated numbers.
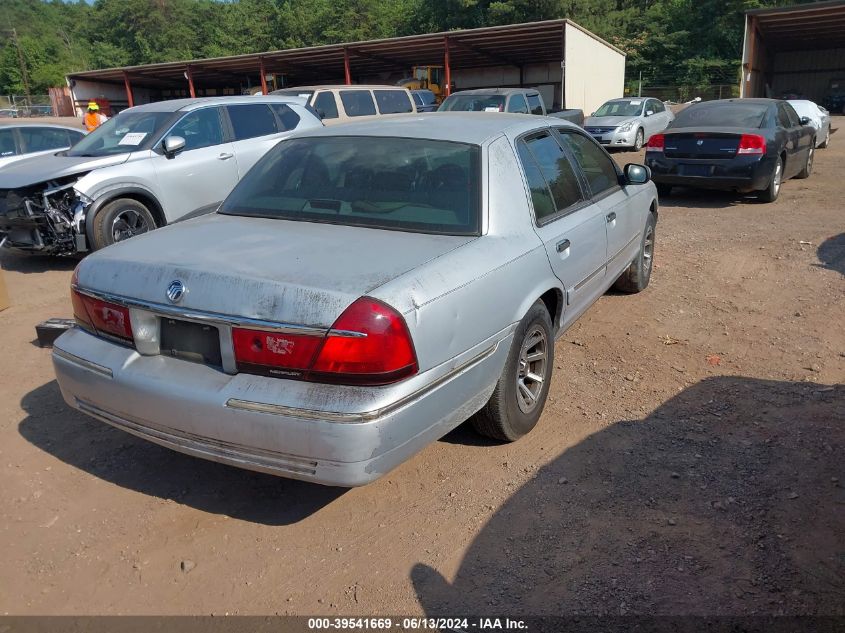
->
672, 103, 768, 128
593, 100, 644, 117
220, 136, 481, 236
439, 95, 506, 112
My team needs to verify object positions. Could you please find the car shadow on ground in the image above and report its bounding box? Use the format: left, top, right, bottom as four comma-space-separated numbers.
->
412, 376, 844, 616
817, 233, 845, 277
661, 188, 757, 209
0, 250, 80, 274
18, 380, 345, 525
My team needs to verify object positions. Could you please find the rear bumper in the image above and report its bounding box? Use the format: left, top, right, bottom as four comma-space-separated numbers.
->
52, 327, 510, 486
646, 154, 775, 192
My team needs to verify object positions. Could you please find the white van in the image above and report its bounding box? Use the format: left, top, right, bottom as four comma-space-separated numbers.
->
271, 85, 417, 125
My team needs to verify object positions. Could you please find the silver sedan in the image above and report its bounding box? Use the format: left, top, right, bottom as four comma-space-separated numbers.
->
53, 113, 659, 486
584, 97, 674, 151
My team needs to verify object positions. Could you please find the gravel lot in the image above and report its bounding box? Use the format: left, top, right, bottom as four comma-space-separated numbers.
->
1, 123, 842, 616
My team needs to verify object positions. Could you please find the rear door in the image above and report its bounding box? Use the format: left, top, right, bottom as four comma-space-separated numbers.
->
151, 106, 239, 221
225, 103, 289, 177
515, 130, 608, 327
555, 128, 641, 282
776, 102, 804, 177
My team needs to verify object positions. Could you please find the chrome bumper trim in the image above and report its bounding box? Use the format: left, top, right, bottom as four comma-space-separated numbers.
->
75, 399, 319, 476
226, 342, 500, 423
52, 347, 113, 378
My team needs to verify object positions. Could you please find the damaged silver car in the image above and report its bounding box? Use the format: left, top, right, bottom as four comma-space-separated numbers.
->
0, 95, 321, 255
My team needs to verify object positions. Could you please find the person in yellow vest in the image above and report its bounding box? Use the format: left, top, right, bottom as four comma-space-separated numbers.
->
84, 102, 107, 132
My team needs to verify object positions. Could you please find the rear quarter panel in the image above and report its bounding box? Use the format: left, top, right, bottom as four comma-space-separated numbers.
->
371, 135, 560, 373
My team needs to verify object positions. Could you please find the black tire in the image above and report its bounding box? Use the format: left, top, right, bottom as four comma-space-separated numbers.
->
757, 157, 783, 203
656, 183, 673, 197
795, 143, 814, 179
91, 198, 156, 250
472, 300, 554, 442
613, 212, 656, 294
633, 128, 644, 151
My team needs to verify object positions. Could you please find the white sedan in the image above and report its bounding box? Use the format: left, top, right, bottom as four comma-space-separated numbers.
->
788, 99, 832, 149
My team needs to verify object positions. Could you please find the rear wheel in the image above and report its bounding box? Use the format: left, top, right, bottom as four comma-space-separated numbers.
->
757, 157, 782, 203
613, 212, 656, 294
91, 198, 156, 250
633, 128, 644, 151
472, 301, 553, 442
796, 144, 814, 179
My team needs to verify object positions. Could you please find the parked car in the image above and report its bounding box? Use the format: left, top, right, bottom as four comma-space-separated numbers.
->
271, 85, 417, 124
822, 78, 845, 114
0, 109, 19, 118
438, 88, 583, 125
0, 95, 321, 255
584, 97, 674, 151
0, 123, 85, 169
411, 89, 438, 112
53, 113, 658, 487
645, 98, 816, 202
787, 99, 831, 148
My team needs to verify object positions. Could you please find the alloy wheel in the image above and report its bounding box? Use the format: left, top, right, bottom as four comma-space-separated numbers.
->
773, 161, 782, 195
515, 325, 548, 414
643, 224, 654, 276
111, 208, 151, 243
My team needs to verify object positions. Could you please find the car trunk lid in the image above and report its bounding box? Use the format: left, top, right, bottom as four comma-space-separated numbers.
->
77, 212, 475, 328
662, 127, 756, 160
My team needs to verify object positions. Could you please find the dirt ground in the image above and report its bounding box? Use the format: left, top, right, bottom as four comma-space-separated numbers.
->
0, 124, 842, 617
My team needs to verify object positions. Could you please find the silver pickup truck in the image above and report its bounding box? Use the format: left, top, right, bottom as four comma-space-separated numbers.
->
438, 88, 584, 126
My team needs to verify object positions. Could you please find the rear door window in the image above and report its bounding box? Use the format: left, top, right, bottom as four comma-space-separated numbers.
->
268, 103, 301, 131
0, 129, 19, 156
340, 90, 377, 117
776, 104, 793, 128
783, 103, 801, 127
519, 132, 584, 221
507, 94, 529, 114
374, 90, 413, 114
313, 91, 339, 120
19, 127, 74, 152
170, 107, 225, 150
226, 104, 278, 140
527, 94, 544, 115
555, 130, 620, 198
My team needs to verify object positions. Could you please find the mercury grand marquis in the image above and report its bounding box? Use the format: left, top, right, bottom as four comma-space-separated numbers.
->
53, 113, 658, 486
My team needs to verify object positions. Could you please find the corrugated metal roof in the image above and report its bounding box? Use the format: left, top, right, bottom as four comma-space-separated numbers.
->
66, 19, 624, 88
748, 0, 845, 51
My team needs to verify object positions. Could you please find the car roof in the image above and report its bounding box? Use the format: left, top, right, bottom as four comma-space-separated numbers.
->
126, 95, 308, 113
1, 122, 84, 132
274, 85, 410, 92
293, 112, 577, 144
693, 98, 775, 106
449, 88, 539, 97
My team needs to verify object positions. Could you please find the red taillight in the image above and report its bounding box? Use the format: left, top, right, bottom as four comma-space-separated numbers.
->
311, 297, 418, 385
232, 297, 418, 386
71, 267, 133, 342
646, 133, 664, 152
737, 134, 766, 155
232, 329, 322, 378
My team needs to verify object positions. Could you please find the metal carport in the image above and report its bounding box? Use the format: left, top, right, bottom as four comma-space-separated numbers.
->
742, 0, 845, 105
66, 19, 624, 116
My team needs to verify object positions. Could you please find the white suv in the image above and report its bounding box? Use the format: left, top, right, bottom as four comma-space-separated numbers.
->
0, 96, 322, 255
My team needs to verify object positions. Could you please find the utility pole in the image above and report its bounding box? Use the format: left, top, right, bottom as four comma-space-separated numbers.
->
4, 28, 32, 102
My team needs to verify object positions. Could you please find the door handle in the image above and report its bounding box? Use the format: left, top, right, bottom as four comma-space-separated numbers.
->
217, 152, 234, 160
556, 239, 571, 253
606, 212, 617, 223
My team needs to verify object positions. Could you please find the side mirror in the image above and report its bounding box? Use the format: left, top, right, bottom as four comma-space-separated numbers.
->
624, 163, 651, 185
800, 116, 811, 125
590, 112, 595, 116
163, 135, 186, 156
